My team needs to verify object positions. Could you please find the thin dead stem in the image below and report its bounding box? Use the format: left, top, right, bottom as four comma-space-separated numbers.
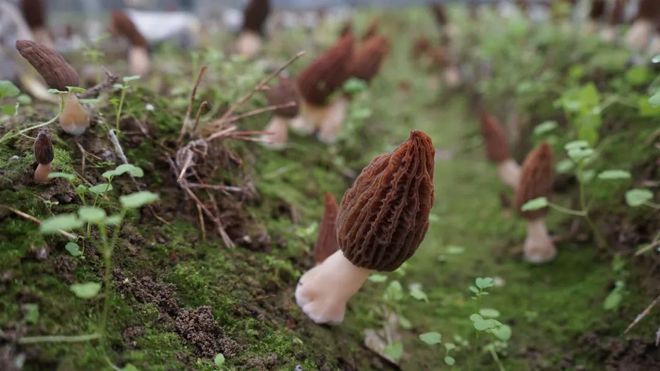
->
179, 65, 208, 142
624, 295, 660, 335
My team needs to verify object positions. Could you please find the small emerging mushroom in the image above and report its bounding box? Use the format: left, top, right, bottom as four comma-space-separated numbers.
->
479, 111, 521, 191
313, 192, 339, 265
292, 33, 354, 143
515, 142, 556, 264
111, 10, 150, 76
600, 0, 626, 42
626, 0, 660, 50
236, 0, 270, 59
15, 40, 90, 136
20, 0, 53, 48
33, 130, 53, 184
296, 131, 435, 324
260, 76, 299, 149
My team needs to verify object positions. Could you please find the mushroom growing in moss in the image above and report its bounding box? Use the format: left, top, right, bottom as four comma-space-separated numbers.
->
313, 192, 339, 265
15, 40, 90, 136
33, 130, 53, 183
515, 142, 556, 264
480, 111, 521, 191
111, 10, 150, 76
236, 0, 270, 59
292, 32, 354, 142
296, 131, 435, 324
260, 76, 299, 149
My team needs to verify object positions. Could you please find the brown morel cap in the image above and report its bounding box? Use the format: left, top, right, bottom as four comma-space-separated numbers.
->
609, 0, 626, 25
297, 33, 354, 106
111, 10, 148, 48
515, 142, 554, 220
242, 0, 270, 35
15, 40, 79, 91
348, 35, 390, 83
336, 130, 435, 271
361, 18, 380, 41
266, 76, 299, 118
314, 192, 339, 264
21, 0, 46, 29
34, 130, 53, 165
430, 3, 448, 27
637, 0, 660, 21
411, 36, 431, 59
479, 111, 511, 163
589, 0, 606, 20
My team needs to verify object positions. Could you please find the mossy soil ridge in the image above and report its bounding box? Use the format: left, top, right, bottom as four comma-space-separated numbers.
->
1, 8, 659, 371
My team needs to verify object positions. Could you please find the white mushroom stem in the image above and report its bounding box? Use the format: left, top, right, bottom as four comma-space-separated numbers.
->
59, 93, 90, 136
626, 20, 653, 50
235, 31, 262, 59
32, 27, 54, 49
317, 96, 348, 144
34, 163, 51, 184
599, 26, 617, 43
261, 115, 289, 150
290, 99, 327, 135
523, 218, 556, 264
295, 250, 371, 325
496, 158, 521, 191
443, 64, 462, 88
129, 46, 150, 76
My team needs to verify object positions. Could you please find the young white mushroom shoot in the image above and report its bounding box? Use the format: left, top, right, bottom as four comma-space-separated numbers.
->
296, 131, 435, 324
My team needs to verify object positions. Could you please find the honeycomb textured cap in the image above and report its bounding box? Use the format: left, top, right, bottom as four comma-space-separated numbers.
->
34, 130, 53, 165
111, 10, 148, 47
348, 35, 390, 83
337, 130, 435, 271
297, 34, 354, 106
314, 192, 340, 264
242, 0, 270, 35
266, 76, 299, 118
515, 142, 554, 220
15, 40, 79, 91
479, 111, 511, 163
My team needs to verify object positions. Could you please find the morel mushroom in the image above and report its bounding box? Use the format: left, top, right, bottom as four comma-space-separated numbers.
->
479, 111, 521, 191
515, 142, 556, 264
626, 0, 660, 50
33, 130, 53, 183
291, 33, 354, 142
601, 0, 626, 42
111, 10, 150, 76
15, 40, 90, 136
313, 192, 339, 265
20, 0, 53, 48
296, 131, 435, 324
260, 76, 299, 149
236, 0, 270, 58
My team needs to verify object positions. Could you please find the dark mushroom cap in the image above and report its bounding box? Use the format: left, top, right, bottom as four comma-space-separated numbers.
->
314, 192, 339, 264
609, 0, 626, 25
479, 111, 511, 163
266, 76, 299, 118
297, 33, 354, 106
411, 36, 432, 60
348, 35, 390, 83
242, 0, 270, 35
15, 40, 79, 91
361, 18, 379, 41
589, 0, 606, 20
111, 10, 148, 48
637, 0, 660, 21
430, 3, 448, 27
21, 0, 46, 29
336, 131, 435, 271
515, 142, 554, 220
34, 130, 53, 165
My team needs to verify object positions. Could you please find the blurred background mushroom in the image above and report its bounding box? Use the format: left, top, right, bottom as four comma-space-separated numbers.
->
260, 75, 299, 149
235, 0, 270, 58
480, 111, 520, 191
110, 10, 150, 76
